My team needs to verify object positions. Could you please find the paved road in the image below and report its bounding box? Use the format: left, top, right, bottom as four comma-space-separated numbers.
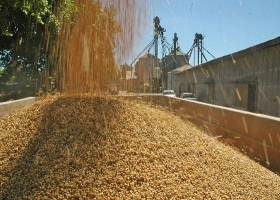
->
118, 91, 163, 96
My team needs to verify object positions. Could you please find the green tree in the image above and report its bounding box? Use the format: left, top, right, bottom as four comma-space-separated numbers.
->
0, 0, 125, 96
0, 0, 75, 97
0, 0, 55, 83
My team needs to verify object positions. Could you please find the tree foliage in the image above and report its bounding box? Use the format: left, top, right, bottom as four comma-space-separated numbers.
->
0, 0, 123, 98
0, 0, 79, 96
0, 0, 58, 85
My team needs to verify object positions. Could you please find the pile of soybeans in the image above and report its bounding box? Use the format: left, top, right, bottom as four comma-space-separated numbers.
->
1, 95, 280, 199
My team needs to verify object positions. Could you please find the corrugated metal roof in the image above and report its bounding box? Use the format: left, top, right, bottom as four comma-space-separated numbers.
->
139, 53, 157, 59
168, 50, 186, 56
173, 64, 192, 74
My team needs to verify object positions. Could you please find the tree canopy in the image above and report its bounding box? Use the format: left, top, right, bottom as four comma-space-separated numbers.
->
0, 0, 150, 100
0, 0, 59, 86
0, 0, 122, 99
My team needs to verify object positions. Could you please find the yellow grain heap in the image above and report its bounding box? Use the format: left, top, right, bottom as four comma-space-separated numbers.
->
1, 95, 280, 199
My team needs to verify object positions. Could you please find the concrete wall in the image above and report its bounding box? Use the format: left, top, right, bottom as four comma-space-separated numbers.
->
119, 95, 280, 173
174, 37, 280, 117
0, 97, 38, 118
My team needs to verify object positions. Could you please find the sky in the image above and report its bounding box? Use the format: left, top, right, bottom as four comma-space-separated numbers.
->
133, 0, 280, 66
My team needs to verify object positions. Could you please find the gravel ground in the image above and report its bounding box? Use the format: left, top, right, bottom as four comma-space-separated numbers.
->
1, 94, 280, 199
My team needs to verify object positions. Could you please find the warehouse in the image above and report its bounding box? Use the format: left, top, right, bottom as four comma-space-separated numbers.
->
173, 36, 280, 117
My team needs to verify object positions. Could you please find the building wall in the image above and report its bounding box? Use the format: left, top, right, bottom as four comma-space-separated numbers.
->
175, 37, 280, 117
163, 54, 187, 71
135, 54, 159, 92
162, 52, 188, 90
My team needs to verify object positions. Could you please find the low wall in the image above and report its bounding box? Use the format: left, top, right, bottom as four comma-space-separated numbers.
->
0, 97, 38, 118
118, 95, 280, 173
